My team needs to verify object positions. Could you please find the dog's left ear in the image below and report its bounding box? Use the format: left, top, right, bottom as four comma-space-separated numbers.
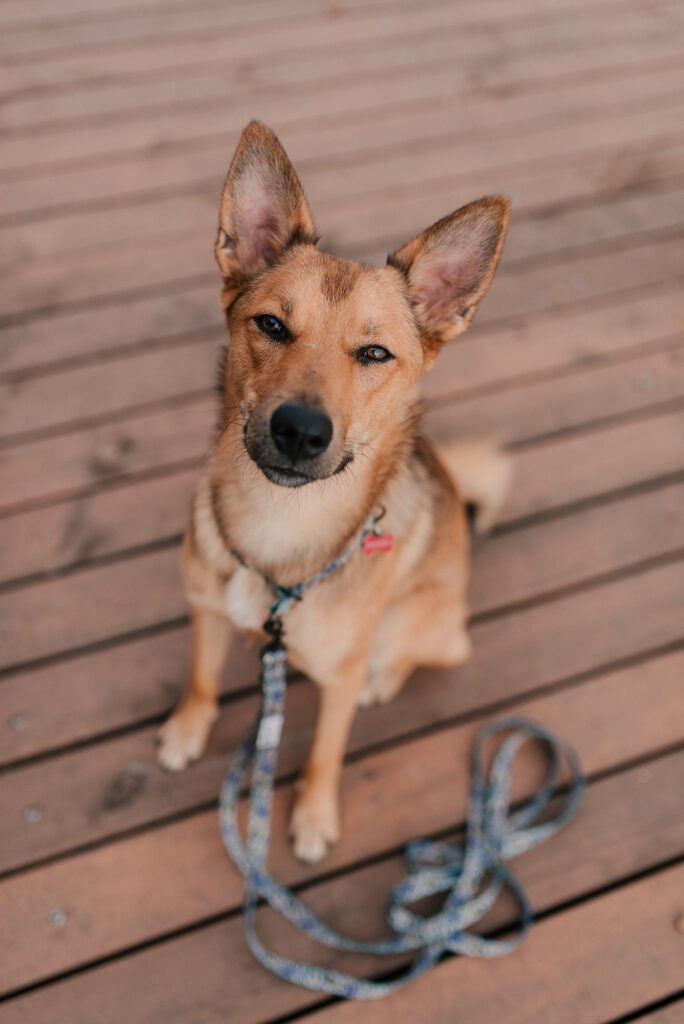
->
215, 120, 317, 289
388, 196, 510, 350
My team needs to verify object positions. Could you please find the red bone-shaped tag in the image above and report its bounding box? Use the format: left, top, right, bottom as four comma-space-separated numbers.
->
363, 533, 394, 555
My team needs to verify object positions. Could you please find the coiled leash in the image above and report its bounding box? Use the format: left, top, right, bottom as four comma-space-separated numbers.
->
219, 512, 585, 999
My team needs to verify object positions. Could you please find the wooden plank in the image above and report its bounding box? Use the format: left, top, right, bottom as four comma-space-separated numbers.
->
503, 408, 684, 521
0, 338, 214, 441
2, 21, 681, 148
3, 163, 683, 323
468, 480, 684, 612
4, 164, 684, 329
0, 547, 187, 670
0, 0, 334, 28
429, 281, 684, 405
6, 0, 637, 69
426, 344, 684, 446
0, 0, 411, 54
0, 650, 682, 996
3, 102, 684, 318
2, 37, 683, 182
2, 480, 681, 767
0, 469, 194, 585
0, 0, 673, 101
0, 560, 680, 874
0, 0, 626, 31
305, 865, 684, 1023
0, 0, 365, 29
3, 95, 683, 232
3, 6, 668, 131
0, 283, 217, 379
0, 339, 214, 441
0, 394, 212, 516
0, 628, 244, 768
0, 0, 640, 57
1, 90, 679, 274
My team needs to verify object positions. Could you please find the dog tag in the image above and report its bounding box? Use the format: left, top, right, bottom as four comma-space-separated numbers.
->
363, 533, 394, 555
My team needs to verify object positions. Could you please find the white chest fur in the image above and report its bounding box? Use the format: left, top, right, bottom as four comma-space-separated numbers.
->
223, 566, 271, 632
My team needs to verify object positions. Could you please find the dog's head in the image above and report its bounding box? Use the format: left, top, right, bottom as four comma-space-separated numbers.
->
215, 121, 509, 488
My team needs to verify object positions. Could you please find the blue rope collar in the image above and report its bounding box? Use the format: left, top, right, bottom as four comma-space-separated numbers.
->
219, 513, 585, 999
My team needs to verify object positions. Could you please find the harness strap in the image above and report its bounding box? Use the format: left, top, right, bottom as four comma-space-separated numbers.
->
219, 515, 584, 999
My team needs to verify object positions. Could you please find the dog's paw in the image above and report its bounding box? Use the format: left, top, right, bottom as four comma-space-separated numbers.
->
157, 701, 217, 772
289, 791, 339, 863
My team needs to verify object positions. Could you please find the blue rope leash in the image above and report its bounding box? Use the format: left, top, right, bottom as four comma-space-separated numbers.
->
219, 516, 585, 999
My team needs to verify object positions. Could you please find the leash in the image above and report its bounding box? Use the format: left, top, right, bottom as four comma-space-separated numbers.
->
219, 513, 584, 999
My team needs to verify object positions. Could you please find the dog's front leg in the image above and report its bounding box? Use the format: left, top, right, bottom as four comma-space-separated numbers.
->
290, 655, 367, 863
158, 607, 232, 771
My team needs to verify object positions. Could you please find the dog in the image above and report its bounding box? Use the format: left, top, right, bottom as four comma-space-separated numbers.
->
158, 121, 511, 863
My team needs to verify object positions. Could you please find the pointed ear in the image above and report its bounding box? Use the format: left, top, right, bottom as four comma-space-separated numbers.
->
388, 197, 510, 348
215, 121, 316, 289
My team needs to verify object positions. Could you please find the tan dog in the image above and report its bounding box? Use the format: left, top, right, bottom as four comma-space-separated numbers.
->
158, 121, 511, 863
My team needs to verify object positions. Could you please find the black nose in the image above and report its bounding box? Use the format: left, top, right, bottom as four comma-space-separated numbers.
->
270, 403, 333, 463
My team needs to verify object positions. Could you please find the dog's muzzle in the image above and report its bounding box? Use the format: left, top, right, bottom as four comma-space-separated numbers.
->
244, 401, 346, 488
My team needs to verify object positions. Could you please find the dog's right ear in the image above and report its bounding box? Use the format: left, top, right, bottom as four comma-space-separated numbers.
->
388, 197, 510, 355
215, 121, 316, 291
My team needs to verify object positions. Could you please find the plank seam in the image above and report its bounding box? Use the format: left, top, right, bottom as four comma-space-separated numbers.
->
604, 990, 684, 1024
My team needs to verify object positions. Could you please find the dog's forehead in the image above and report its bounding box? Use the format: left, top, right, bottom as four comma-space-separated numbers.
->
264, 248, 409, 331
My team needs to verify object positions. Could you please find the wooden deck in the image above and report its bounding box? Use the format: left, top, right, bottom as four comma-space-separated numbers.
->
1, 0, 684, 1019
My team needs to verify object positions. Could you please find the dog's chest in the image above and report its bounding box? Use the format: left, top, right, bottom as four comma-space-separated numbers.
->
222, 565, 350, 680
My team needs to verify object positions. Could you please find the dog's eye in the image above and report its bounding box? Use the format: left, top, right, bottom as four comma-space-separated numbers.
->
356, 344, 394, 365
253, 314, 290, 342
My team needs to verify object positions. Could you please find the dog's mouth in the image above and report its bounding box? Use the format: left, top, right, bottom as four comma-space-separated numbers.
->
260, 464, 314, 488
256, 453, 354, 489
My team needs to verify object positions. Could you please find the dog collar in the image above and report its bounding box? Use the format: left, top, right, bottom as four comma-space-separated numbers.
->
230, 507, 391, 649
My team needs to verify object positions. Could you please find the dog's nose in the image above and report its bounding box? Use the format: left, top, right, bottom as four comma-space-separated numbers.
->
270, 402, 333, 463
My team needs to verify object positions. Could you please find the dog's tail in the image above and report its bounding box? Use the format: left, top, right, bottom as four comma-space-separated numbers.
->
437, 438, 512, 535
